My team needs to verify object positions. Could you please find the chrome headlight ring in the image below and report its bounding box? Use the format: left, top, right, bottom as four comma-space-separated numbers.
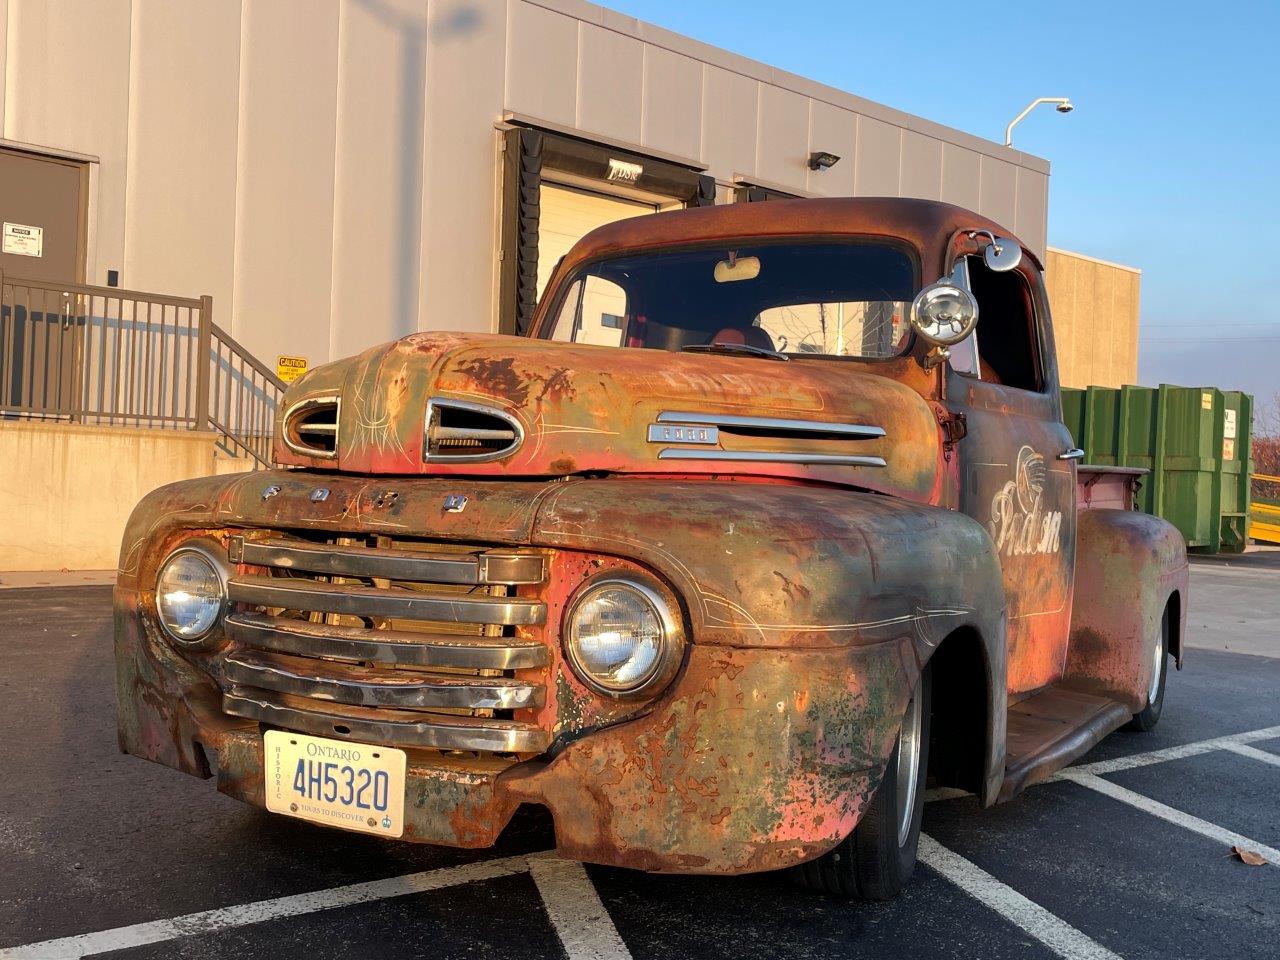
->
153, 540, 231, 647
562, 572, 686, 701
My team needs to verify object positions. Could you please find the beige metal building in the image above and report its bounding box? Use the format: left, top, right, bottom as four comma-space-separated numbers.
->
1044, 248, 1141, 389
4, 0, 1151, 571
1, 0, 1053, 372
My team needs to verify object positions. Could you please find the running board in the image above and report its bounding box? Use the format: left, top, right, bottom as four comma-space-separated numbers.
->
999, 686, 1132, 802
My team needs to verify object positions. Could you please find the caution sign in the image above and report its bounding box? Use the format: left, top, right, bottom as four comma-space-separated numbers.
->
3, 222, 44, 257
277, 356, 308, 383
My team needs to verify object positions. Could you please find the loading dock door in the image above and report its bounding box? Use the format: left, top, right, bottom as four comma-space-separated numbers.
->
537, 182, 657, 299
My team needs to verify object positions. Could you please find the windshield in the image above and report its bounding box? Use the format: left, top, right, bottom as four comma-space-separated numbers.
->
542, 240, 916, 359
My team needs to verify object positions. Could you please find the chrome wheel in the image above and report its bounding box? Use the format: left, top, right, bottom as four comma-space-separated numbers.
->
895, 686, 923, 847
1148, 621, 1165, 704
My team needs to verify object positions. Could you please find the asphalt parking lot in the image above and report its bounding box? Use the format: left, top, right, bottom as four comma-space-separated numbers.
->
2, 554, 1277, 960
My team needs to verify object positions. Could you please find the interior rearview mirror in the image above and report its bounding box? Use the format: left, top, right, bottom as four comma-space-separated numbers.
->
713, 255, 761, 283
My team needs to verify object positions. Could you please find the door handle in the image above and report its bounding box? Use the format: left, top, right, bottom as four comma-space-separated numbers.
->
1058, 447, 1085, 461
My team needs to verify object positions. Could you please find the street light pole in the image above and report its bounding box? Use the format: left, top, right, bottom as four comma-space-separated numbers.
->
1004, 97, 1074, 147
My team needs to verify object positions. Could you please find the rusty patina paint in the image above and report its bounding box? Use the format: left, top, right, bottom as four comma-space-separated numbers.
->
501, 641, 914, 874
114, 464, 1006, 865
1065, 509, 1189, 711
274, 333, 946, 505
115, 197, 1190, 875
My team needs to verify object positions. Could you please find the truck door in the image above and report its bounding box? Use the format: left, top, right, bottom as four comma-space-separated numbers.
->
943, 244, 1078, 697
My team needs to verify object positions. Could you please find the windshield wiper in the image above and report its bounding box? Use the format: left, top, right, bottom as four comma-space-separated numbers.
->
680, 342, 789, 361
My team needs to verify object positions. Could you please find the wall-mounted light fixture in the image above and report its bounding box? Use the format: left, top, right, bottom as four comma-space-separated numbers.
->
1004, 97, 1074, 146
807, 151, 841, 171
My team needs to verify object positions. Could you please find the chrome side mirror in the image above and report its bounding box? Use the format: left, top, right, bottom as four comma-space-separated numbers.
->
969, 230, 1023, 272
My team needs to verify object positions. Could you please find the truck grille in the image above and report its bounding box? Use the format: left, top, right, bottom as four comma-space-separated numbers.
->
220, 534, 551, 754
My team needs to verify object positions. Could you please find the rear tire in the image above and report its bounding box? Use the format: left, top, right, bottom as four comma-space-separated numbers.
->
797, 665, 932, 900
1126, 603, 1169, 732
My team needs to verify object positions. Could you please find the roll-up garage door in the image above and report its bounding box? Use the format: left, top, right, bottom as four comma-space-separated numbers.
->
537, 183, 658, 299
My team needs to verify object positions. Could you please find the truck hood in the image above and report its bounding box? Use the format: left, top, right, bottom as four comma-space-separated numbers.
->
273, 333, 944, 502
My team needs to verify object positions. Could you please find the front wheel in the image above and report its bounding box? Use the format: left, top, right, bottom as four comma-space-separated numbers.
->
797, 665, 932, 900
1126, 603, 1170, 732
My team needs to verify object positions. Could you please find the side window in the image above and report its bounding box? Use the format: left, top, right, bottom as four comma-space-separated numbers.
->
957, 256, 1042, 391
549, 276, 628, 347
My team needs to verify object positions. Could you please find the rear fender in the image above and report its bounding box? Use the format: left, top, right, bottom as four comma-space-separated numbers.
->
1065, 509, 1189, 712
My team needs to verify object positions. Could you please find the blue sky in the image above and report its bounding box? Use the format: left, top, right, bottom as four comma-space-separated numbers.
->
611, 0, 1280, 412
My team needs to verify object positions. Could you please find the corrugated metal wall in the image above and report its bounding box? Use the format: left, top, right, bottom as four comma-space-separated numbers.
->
0, 0, 1051, 369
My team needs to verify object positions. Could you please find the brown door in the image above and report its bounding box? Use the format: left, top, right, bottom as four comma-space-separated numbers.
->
0, 148, 89, 416
0, 148, 87, 282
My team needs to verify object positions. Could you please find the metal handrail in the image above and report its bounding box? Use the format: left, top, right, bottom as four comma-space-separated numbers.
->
1, 271, 284, 469
212, 321, 281, 385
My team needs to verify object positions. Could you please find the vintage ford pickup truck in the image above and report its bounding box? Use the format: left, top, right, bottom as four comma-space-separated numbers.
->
116, 198, 1188, 900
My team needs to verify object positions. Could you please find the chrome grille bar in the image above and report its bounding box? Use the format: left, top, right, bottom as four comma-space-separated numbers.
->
223, 688, 550, 753
229, 537, 546, 586
224, 650, 543, 710
657, 449, 887, 467
225, 612, 548, 670
228, 575, 546, 625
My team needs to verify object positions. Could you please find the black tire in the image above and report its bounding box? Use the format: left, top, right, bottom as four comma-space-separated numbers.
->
1125, 603, 1169, 732
796, 665, 932, 900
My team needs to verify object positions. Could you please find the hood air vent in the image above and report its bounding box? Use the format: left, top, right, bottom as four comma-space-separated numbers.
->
283, 396, 340, 459
425, 397, 523, 463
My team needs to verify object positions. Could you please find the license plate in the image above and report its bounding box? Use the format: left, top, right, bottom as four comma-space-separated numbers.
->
263, 731, 407, 838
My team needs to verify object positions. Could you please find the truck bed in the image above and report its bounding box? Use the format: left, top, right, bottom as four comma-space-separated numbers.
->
1077, 464, 1147, 512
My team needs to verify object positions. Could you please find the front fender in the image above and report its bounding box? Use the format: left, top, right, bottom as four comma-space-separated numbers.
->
532, 479, 1010, 805
534, 479, 1007, 652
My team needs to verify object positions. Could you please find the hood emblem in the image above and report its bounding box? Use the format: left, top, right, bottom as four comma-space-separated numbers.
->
261, 485, 281, 500
647, 423, 719, 444
309, 487, 330, 502
442, 494, 468, 513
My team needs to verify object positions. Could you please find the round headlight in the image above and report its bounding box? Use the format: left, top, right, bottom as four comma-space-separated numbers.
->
155, 548, 226, 643
565, 577, 683, 698
909, 280, 979, 346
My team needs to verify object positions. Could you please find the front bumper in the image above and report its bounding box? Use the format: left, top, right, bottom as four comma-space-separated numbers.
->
117, 595, 912, 874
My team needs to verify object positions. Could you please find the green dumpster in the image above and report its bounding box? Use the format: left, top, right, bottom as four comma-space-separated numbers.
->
1062, 384, 1254, 553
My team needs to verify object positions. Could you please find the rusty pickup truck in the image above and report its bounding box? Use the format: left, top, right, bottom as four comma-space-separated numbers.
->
116, 198, 1187, 900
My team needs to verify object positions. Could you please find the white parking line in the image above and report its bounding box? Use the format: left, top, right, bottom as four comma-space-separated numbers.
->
528, 857, 633, 960
0, 853, 543, 960
917, 834, 1122, 960
1057, 770, 1280, 865
1219, 741, 1280, 768
7, 724, 1279, 958
1066, 725, 1280, 776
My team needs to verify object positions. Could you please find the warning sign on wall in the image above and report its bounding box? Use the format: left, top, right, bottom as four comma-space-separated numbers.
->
277, 356, 308, 383
2, 222, 44, 257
